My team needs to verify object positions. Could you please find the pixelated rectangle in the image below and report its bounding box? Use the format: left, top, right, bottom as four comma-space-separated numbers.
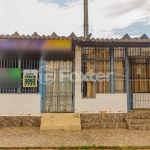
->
0, 68, 21, 88
0, 39, 72, 60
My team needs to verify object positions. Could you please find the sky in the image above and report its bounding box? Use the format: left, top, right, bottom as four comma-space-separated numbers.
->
0, 0, 150, 38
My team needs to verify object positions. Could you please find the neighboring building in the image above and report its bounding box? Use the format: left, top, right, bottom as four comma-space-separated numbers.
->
0, 32, 150, 129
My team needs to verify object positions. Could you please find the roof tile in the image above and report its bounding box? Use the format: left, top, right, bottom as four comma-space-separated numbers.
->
140, 34, 149, 39
32, 32, 39, 37
50, 32, 58, 38
0, 32, 150, 43
11, 32, 20, 38
122, 34, 131, 39
68, 32, 76, 38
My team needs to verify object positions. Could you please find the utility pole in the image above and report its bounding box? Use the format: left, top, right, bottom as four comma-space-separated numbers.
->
84, 0, 89, 39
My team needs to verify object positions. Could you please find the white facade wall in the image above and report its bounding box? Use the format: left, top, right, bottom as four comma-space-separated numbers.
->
0, 94, 41, 116
75, 45, 127, 113
133, 93, 150, 109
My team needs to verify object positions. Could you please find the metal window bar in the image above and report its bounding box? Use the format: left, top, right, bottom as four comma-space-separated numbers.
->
114, 47, 126, 93
0, 59, 39, 93
21, 59, 39, 93
82, 47, 96, 98
43, 61, 74, 112
128, 47, 150, 58
129, 47, 150, 110
82, 47, 111, 97
96, 47, 110, 93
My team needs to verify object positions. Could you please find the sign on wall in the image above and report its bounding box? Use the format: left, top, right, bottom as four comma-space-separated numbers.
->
23, 70, 37, 87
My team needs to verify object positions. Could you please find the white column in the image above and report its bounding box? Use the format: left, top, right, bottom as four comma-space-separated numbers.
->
74, 45, 82, 112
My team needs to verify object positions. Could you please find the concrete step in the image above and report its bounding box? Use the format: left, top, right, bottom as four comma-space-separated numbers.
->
41, 118, 80, 125
40, 124, 81, 130
41, 113, 80, 118
40, 113, 81, 131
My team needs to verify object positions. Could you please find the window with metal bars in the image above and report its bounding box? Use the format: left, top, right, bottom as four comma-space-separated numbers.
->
128, 47, 150, 93
128, 47, 150, 110
0, 59, 39, 93
114, 47, 126, 93
82, 47, 111, 98
96, 47, 110, 93
128, 47, 150, 57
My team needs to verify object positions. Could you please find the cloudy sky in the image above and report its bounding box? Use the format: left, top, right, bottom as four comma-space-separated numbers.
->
0, 0, 150, 38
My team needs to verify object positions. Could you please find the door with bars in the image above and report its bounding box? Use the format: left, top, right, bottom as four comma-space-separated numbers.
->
130, 58, 150, 109
43, 60, 74, 112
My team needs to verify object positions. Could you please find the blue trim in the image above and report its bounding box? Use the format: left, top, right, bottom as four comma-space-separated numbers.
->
39, 60, 46, 113
110, 46, 114, 93
125, 47, 131, 111
43, 61, 46, 111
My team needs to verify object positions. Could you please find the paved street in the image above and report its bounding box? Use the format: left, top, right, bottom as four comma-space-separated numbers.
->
0, 127, 150, 148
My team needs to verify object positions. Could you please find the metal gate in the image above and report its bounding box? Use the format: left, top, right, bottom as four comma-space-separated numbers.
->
43, 60, 74, 112
130, 58, 150, 110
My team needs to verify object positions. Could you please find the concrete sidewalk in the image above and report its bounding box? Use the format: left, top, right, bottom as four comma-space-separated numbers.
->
0, 127, 150, 148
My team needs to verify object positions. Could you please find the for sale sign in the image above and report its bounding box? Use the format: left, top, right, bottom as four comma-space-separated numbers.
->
23, 70, 37, 87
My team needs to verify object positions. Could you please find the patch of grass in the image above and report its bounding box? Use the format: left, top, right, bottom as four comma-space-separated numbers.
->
125, 146, 137, 150
36, 146, 149, 150
59, 145, 109, 149
116, 145, 122, 150
97, 145, 109, 149
80, 146, 91, 149
59, 145, 65, 150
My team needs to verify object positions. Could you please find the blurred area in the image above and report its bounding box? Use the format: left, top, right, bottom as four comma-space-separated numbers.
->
0, 39, 73, 60
0, 68, 21, 88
